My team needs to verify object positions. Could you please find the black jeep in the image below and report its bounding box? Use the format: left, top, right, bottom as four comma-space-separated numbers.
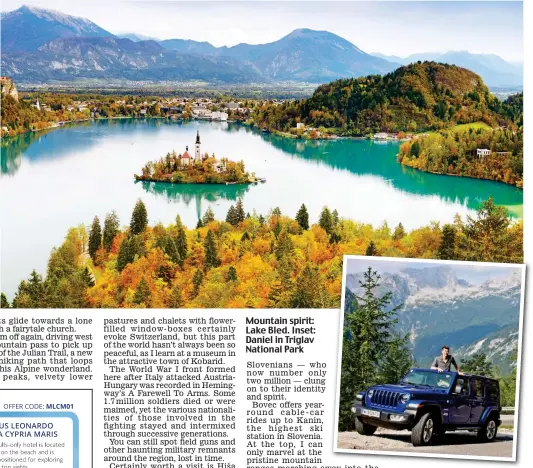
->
352, 368, 502, 446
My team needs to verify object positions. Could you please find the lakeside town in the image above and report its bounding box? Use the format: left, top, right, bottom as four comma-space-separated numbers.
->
1, 69, 523, 188
1, 76, 401, 141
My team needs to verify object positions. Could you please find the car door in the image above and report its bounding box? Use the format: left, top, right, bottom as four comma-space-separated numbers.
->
469, 378, 486, 424
448, 376, 471, 424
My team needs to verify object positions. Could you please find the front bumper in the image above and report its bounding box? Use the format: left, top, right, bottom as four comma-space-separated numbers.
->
352, 402, 417, 430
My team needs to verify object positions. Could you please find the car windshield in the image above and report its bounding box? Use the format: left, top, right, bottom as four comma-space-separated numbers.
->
400, 369, 454, 389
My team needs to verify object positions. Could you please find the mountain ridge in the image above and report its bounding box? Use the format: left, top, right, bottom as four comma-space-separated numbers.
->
1, 5, 398, 83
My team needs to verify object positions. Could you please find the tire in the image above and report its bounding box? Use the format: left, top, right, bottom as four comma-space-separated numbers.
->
477, 416, 498, 442
355, 417, 377, 435
411, 413, 436, 446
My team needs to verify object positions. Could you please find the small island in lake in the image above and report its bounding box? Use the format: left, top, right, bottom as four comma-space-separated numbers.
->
135, 130, 264, 185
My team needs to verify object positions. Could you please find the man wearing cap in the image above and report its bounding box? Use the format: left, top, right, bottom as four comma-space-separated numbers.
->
431, 345, 461, 373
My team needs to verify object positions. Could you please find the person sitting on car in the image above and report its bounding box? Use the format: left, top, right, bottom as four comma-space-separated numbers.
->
431, 345, 462, 373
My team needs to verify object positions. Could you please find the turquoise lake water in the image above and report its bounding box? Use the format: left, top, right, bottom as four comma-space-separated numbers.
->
0, 119, 523, 298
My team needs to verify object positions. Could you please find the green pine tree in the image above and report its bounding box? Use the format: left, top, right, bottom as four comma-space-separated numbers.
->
338, 267, 408, 431
290, 265, 331, 308
168, 285, 185, 308
133, 276, 151, 306
227, 266, 238, 282
163, 235, 181, 265
274, 230, 295, 262
202, 206, 215, 225
235, 198, 245, 224
1, 293, 10, 308
88, 216, 102, 260
130, 199, 148, 235
460, 197, 513, 262
116, 238, 134, 272
273, 221, 282, 238
191, 269, 204, 298
82, 267, 95, 287
365, 240, 378, 256
319, 207, 333, 234
461, 353, 494, 377
410, 140, 420, 157
392, 222, 406, 241
226, 205, 238, 225
175, 223, 188, 268
204, 230, 221, 269
438, 224, 456, 259
499, 347, 518, 407
378, 336, 413, 385
103, 211, 120, 252
332, 209, 339, 227
295, 204, 310, 230
267, 256, 293, 308
12, 270, 47, 308
329, 232, 342, 244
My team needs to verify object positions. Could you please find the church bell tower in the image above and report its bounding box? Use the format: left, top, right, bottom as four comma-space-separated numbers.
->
195, 130, 201, 160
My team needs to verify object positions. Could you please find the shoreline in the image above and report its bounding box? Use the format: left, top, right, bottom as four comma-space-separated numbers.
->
3, 116, 523, 189
400, 161, 523, 189
1, 115, 177, 140
135, 177, 254, 186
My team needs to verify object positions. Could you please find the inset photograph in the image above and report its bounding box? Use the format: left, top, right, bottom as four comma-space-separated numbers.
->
334, 256, 525, 461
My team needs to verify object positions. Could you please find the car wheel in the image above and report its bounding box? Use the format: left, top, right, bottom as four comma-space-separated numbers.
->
411, 413, 435, 446
478, 416, 498, 442
355, 417, 377, 436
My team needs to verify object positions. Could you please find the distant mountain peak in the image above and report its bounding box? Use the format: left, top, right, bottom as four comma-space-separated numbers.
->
1, 4, 113, 53
14, 4, 90, 23
286, 28, 331, 37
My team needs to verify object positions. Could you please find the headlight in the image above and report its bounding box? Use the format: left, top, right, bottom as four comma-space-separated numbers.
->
355, 392, 364, 401
400, 394, 410, 404
367, 389, 374, 398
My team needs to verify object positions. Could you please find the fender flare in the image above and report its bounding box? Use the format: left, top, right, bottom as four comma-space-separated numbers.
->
415, 403, 443, 425
480, 407, 500, 424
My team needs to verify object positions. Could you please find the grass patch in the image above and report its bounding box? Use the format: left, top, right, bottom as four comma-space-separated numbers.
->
452, 122, 492, 132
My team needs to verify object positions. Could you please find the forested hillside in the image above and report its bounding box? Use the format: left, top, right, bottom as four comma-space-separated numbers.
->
253, 62, 513, 135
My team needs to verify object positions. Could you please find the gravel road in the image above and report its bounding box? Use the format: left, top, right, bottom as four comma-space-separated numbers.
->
338, 428, 514, 458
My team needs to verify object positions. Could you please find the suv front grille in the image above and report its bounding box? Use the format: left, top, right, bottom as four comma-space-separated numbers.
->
370, 390, 402, 408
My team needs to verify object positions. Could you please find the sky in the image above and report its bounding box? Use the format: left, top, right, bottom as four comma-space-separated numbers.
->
345, 257, 523, 285
1, 0, 524, 62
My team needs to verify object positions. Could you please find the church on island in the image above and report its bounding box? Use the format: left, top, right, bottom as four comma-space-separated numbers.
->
135, 128, 256, 185
173, 130, 227, 173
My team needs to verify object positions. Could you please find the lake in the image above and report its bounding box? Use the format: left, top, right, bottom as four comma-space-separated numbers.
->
0, 119, 523, 298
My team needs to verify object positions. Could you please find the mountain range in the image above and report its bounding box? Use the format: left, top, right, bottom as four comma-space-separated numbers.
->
373, 51, 523, 87
0, 5, 521, 86
0, 5, 396, 84
344, 266, 522, 373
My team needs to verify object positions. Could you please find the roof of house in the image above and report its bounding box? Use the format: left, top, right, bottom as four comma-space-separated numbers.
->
182, 151, 190, 159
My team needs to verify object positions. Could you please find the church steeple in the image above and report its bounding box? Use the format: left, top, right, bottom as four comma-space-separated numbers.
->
195, 130, 201, 160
